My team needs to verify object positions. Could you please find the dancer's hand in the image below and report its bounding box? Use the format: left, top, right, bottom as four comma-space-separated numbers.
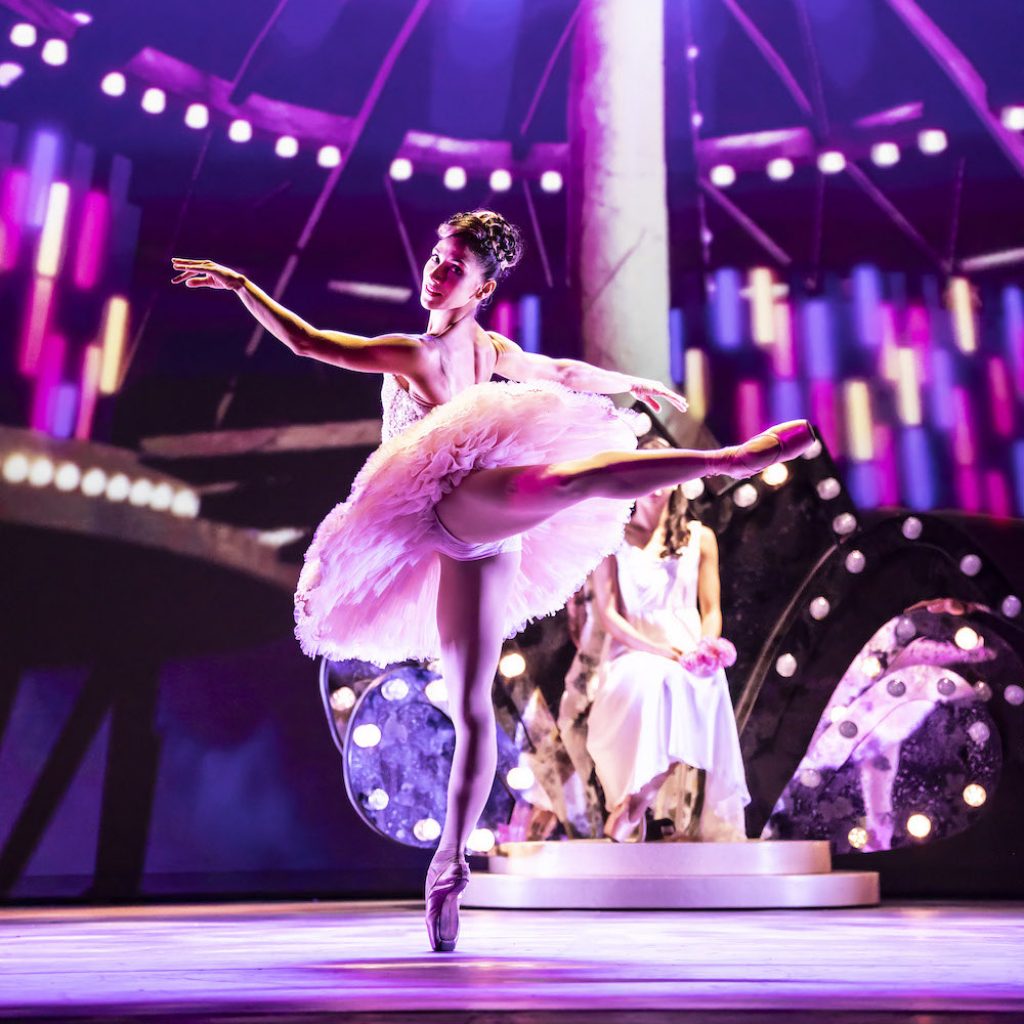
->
171, 258, 246, 291
629, 379, 689, 414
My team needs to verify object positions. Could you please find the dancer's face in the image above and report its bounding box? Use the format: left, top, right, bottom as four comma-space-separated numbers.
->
421, 235, 495, 311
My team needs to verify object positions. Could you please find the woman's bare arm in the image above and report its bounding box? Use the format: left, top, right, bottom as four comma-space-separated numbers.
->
490, 333, 687, 413
696, 525, 723, 640
591, 556, 681, 659
171, 259, 432, 378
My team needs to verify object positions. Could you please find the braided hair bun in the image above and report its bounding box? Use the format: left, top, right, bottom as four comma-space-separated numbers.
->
438, 209, 524, 281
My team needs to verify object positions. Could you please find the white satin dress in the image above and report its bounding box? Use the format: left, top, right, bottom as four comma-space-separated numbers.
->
585, 522, 751, 840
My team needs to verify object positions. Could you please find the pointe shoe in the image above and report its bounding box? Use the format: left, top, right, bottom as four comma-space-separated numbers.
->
715, 420, 816, 479
425, 858, 470, 952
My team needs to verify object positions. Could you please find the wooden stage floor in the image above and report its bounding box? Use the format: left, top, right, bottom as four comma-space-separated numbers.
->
0, 900, 1021, 1021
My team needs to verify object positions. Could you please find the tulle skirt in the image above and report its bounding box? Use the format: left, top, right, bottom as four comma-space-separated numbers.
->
294, 380, 638, 665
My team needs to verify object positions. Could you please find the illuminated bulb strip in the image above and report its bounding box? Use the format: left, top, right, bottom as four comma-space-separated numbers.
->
98, 295, 129, 394
0, 168, 29, 270
844, 380, 874, 461
75, 345, 102, 439
36, 181, 70, 277
19, 275, 55, 375
29, 334, 65, 431
987, 358, 1014, 437
949, 277, 977, 353
73, 191, 110, 289
771, 302, 795, 377
749, 268, 775, 345
894, 348, 922, 426
684, 348, 708, 422
951, 387, 976, 465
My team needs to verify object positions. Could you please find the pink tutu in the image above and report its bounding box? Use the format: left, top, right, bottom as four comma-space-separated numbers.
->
294, 380, 638, 665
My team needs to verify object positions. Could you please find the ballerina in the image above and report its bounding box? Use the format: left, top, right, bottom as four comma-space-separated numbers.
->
172, 209, 814, 951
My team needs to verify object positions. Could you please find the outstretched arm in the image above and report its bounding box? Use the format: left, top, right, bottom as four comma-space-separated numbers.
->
171, 259, 431, 377
490, 332, 687, 413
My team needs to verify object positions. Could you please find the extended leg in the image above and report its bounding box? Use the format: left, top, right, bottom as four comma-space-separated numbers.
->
437, 420, 814, 546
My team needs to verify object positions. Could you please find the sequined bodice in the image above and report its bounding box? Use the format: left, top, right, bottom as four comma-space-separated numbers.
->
381, 374, 434, 442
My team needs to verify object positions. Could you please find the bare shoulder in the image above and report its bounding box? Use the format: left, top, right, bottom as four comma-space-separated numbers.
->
698, 522, 718, 555
486, 330, 522, 355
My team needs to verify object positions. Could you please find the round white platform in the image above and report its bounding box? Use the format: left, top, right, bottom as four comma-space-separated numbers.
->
464, 840, 880, 910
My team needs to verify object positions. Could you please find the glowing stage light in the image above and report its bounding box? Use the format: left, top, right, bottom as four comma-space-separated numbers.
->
776, 654, 797, 678
733, 483, 758, 508
709, 165, 735, 188
687, 45, 699, 60
129, 478, 153, 507
828, 706, 847, 725
105, 472, 130, 501
762, 463, 788, 487
228, 119, 252, 143
918, 129, 947, 155
275, 136, 298, 158
141, 87, 165, 114
329, 686, 356, 712
499, 652, 526, 678
962, 783, 986, 808
949, 277, 977, 353
425, 678, 448, 705
506, 765, 535, 791
906, 813, 932, 839
809, 597, 831, 621
2, 452, 30, 483
954, 626, 981, 651
847, 826, 868, 849
41, 39, 68, 66
489, 168, 512, 192
98, 296, 129, 394
80, 467, 106, 496
352, 723, 382, 748
832, 512, 857, 536
901, 516, 923, 540
766, 157, 794, 181
74, 191, 110, 290
844, 380, 874, 461
895, 348, 922, 426
381, 677, 409, 701
413, 818, 441, 842
28, 456, 54, 487
845, 550, 866, 574
367, 788, 389, 810
802, 439, 822, 461
1005, 684, 1024, 706
36, 182, 69, 278
1003, 596, 1022, 618
691, 112, 703, 129
389, 157, 412, 180
0, 62, 24, 87
149, 482, 174, 510
682, 478, 705, 500
184, 103, 208, 130
539, 170, 563, 193
100, 71, 125, 96
443, 166, 467, 190
72, 12, 93, 25
467, 828, 495, 853
1002, 106, 1024, 131
861, 655, 883, 678
749, 267, 775, 345
816, 477, 840, 500
684, 348, 708, 422
817, 151, 846, 174
798, 768, 821, 788
317, 145, 341, 168
968, 721, 990, 744
870, 142, 900, 167
10, 24, 37, 47
54, 462, 80, 491
171, 488, 199, 518
959, 554, 981, 577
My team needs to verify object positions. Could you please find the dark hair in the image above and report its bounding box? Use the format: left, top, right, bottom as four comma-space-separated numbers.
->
639, 436, 695, 558
660, 487, 696, 558
438, 209, 524, 281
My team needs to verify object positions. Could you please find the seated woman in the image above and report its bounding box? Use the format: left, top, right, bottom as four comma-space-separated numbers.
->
585, 466, 751, 842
